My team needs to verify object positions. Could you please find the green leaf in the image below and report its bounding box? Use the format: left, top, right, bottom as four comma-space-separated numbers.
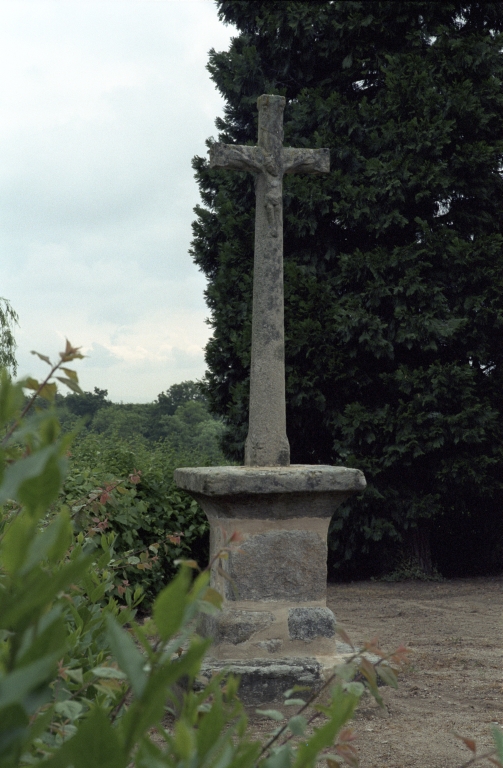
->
89, 582, 108, 603
0, 555, 93, 629
31, 351, 52, 365
376, 663, 398, 688
21, 377, 40, 391
0, 703, 29, 762
0, 445, 65, 514
153, 565, 191, 641
358, 656, 377, 687
92, 666, 128, 680
0, 370, 23, 428
193, 688, 227, 757
334, 661, 358, 681
56, 377, 83, 394
0, 445, 55, 503
262, 745, 294, 768
203, 586, 224, 609
284, 685, 310, 698
60, 367, 78, 381
293, 686, 361, 768
201, 741, 232, 768
16, 608, 67, 666
357, 656, 383, 706
54, 700, 83, 721
287, 715, 307, 736
66, 668, 83, 685
134, 738, 165, 767
174, 719, 196, 759
189, 569, 211, 600
38, 381, 57, 401
0, 654, 59, 709
492, 726, 503, 762
256, 709, 284, 721
0, 511, 36, 574
42, 706, 125, 768
21, 510, 73, 574
105, 615, 147, 697
120, 638, 210, 751
344, 681, 365, 697
28, 705, 54, 741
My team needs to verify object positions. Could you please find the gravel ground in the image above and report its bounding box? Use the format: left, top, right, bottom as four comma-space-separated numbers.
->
246, 577, 502, 768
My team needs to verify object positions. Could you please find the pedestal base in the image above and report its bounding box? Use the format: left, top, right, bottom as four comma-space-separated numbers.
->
174, 465, 366, 703
198, 602, 338, 659
196, 656, 337, 706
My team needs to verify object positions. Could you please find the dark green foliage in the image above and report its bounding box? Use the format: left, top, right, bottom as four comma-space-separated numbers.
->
64, 387, 111, 419
58, 382, 225, 462
63, 433, 212, 608
147, 400, 226, 458
191, 1, 503, 576
2, 362, 402, 767
55, 381, 226, 603
89, 402, 156, 440
156, 380, 207, 416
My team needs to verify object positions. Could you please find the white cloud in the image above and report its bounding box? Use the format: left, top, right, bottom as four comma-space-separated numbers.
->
83, 342, 119, 370
0, 0, 236, 402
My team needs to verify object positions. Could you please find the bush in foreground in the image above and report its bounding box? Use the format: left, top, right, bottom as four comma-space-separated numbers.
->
60, 432, 210, 609
0, 344, 501, 767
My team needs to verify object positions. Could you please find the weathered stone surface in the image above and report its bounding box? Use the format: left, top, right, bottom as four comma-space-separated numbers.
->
199, 610, 274, 645
209, 95, 329, 467
196, 490, 352, 521
174, 466, 366, 521
256, 639, 283, 654
174, 465, 366, 498
288, 607, 336, 641
197, 657, 324, 705
172, 94, 367, 704
227, 529, 326, 601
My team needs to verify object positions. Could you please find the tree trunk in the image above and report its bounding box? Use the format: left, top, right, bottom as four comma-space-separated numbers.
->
403, 524, 433, 575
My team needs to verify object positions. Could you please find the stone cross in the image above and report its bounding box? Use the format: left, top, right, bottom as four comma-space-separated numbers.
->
210, 94, 329, 467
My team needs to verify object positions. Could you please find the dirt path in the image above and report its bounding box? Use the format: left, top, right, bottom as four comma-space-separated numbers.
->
250, 577, 502, 767
331, 578, 502, 767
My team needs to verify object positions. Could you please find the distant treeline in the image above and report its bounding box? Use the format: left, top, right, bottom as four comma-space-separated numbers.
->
55, 381, 226, 464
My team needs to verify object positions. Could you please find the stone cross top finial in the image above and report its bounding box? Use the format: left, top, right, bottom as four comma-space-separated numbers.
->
210, 95, 329, 467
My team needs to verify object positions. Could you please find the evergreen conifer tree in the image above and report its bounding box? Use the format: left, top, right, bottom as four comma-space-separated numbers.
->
191, 1, 503, 576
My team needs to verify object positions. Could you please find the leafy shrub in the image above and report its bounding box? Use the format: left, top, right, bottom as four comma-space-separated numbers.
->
56, 380, 227, 465
156, 380, 207, 415
63, 386, 111, 419
1, 344, 501, 768
60, 432, 211, 608
88, 403, 155, 442
0, 343, 415, 768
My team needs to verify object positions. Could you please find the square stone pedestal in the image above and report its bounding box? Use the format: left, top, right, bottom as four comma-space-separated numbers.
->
174, 465, 366, 704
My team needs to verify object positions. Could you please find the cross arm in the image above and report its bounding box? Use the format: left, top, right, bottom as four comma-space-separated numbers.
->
283, 147, 330, 175
210, 143, 264, 174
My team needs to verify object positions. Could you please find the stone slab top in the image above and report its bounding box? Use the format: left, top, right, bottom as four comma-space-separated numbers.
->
174, 465, 366, 497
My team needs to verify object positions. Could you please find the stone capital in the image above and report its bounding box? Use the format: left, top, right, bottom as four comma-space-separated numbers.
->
174, 464, 366, 499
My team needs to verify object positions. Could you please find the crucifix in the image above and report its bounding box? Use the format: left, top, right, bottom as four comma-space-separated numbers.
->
210, 94, 329, 467
176, 97, 364, 702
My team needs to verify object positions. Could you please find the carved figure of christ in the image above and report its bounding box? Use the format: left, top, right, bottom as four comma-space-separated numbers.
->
210, 94, 330, 467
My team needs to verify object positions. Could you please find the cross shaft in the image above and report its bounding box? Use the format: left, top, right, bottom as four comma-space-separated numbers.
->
210, 95, 329, 466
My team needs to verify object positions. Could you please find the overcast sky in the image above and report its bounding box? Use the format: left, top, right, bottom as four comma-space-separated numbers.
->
0, 0, 236, 402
